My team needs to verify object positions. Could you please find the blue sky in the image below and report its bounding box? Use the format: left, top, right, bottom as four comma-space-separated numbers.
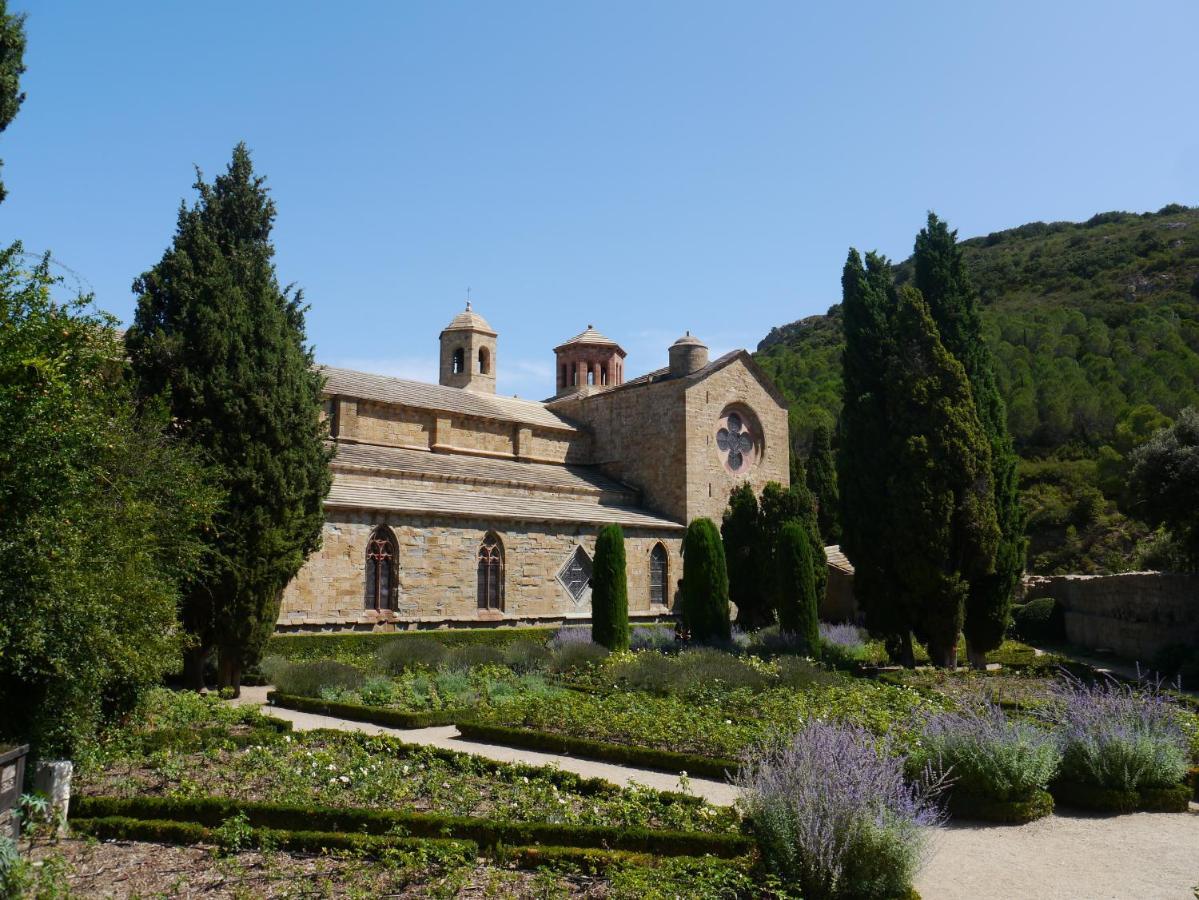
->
4, 1, 1197, 397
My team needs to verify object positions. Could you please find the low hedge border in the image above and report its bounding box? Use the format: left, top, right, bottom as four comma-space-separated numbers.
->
500, 844, 752, 876
138, 724, 291, 754
1050, 780, 1193, 814
70, 796, 752, 858
455, 721, 739, 781
945, 789, 1054, 824
267, 627, 561, 662
71, 816, 477, 860
267, 691, 463, 728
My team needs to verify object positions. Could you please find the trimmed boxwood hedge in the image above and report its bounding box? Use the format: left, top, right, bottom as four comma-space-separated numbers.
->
455, 721, 740, 781
1190, 766, 1199, 801
267, 691, 462, 728
946, 789, 1054, 824
1050, 780, 1193, 814
71, 816, 477, 860
70, 796, 752, 858
267, 627, 560, 663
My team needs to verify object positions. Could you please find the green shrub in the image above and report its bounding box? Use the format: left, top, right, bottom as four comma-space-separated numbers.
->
444, 644, 506, 671
273, 660, 364, 698
680, 518, 731, 643
775, 521, 820, 654
775, 656, 839, 690
591, 525, 630, 651
503, 639, 553, 674
267, 692, 461, 728
378, 637, 447, 674
1013, 597, 1066, 644
607, 648, 766, 697
357, 676, 399, 707
549, 642, 610, 674
267, 627, 558, 665
258, 655, 290, 684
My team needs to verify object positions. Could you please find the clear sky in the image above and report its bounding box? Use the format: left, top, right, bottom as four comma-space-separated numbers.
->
4, 1, 1197, 397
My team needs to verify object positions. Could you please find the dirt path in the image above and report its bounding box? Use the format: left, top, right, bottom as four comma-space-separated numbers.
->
230, 687, 1199, 899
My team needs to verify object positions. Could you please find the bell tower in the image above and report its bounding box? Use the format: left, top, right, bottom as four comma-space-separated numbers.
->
439, 301, 497, 394
553, 325, 626, 396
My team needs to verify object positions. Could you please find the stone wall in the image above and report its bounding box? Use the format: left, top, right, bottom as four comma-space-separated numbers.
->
1022, 572, 1199, 662
279, 511, 682, 629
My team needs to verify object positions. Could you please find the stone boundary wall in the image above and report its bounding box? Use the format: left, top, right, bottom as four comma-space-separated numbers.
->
1022, 572, 1199, 662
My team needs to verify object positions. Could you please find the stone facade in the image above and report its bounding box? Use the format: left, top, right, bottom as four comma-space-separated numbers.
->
278, 307, 789, 631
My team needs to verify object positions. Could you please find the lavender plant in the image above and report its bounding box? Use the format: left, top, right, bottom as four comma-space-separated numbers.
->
917, 703, 1060, 801
735, 721, 944, 900
548, 625, 592, 649
1043, 675, 1190, 791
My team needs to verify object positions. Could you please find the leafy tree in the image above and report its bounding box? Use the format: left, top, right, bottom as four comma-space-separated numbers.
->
0, 1, 25, 205
127, 144, 332, 695
775, 522, 819, 654
838, 250, 910, 660
915, 213, 1024, 667
805, 424, 840, 544
884, 286, 999, 667
0, 245, 219, 758
760, 480, 827, 603
721, 483, 767, 627
590, 524, 629, 651
1128, 408, 1199, 568
681, 518, 731, 642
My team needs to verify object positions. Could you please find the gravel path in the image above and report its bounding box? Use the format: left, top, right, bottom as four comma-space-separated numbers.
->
230, 686, 1199, 898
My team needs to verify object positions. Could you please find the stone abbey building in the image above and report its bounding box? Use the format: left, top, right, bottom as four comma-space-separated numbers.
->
278, 304, 789, 630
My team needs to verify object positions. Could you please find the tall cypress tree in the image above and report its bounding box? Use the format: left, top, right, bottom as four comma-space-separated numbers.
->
775, 521, 820, 654
760, 480, 827, 604
128, 144, 332, 695
885, 286, 999, 667
721, 483, 767, 627
591, 524, 629, 651
915, 213, 1025, 668
681, 518, 731, 643
838, 250, 912, 662
805, 425, 840, 544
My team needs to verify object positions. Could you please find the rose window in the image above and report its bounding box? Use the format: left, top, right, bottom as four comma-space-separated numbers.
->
716, 409, 758, 472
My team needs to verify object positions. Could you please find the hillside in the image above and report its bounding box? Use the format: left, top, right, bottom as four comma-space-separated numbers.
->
755, 204, 1199, 574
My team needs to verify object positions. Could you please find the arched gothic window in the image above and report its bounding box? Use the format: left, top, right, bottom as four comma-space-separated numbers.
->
365, 526, 398, 611
477, 533, 504, 611
452, 347, 465, 375
649, 543, 668, 606
478, 346, 491, 375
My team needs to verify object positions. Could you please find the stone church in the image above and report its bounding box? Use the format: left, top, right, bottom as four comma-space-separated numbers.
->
277, 303, 789, 631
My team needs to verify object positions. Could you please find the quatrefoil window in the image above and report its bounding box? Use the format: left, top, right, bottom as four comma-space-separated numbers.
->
716, 409, 759, 473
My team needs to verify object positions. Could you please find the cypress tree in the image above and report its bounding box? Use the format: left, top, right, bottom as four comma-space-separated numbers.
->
760, 480, 827, 604
591, 524, 629, 651
915, 213, 1025, 668
0, 1, 25, 205
805, 424, 840, 544
838, 250, 913, 663
128, 144, 332, 695
775, 522, 820, 655
681, 518, 731, 643
885, 286, 999, 667
721, 483, 768, 627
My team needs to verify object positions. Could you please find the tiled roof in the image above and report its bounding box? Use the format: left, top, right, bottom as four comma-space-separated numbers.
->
441, 303, 496, 335
320, 366, 578, 431
326, 477, 683, 530
824, 544, 854, 574
332, 442, 636, 499
553, 325, 625, 353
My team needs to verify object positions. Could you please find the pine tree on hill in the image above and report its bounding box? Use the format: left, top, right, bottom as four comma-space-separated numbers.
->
591, 524, 629, 651
128, 143, 332, 695
884, 285, 999, 667
838, 250, 912, 661
915, 213, 1026, 668
721, 482, 767, 628
805, 424, 840, 545
0, 1, 25, 205
681, 518, 731, 643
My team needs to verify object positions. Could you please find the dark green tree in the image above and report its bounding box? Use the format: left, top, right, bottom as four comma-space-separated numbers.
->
1128, 408, 1199, 567
680, 517, 731, 642
805, 424, 840, 544
838, 250, 910, 660
591, 524, 629, 651
760, 480, 827, 604
915, 213, 1025, 668
0, 245, 220, 758
721, 483, 768, 627
127, 144, 332, 695
775, 522, 819, 654
0, 1, 25, 205
884, 286, 999, 667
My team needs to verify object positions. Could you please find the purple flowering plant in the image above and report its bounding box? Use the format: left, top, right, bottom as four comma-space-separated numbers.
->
735, 720, 945, 900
